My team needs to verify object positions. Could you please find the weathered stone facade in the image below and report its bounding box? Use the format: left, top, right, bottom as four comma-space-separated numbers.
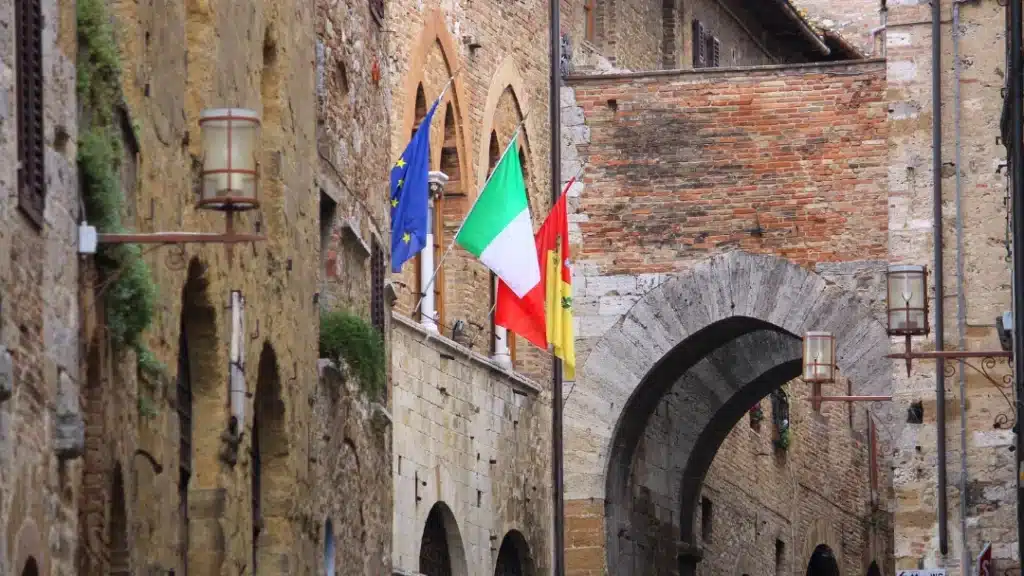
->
885, 0, 1016, 573
0, 0, 82, 574
390, 316, 551, 574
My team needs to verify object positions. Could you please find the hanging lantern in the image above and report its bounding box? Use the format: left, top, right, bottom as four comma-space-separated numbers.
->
198, 108, 261, 212
886, 264, 929, 336
803, 331, 836, 384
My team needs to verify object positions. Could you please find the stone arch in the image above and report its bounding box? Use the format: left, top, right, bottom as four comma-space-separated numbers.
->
493, 529, 535, 576
418, 501, 468, 576
401, 8, 473, 188
14, 519, 45, 576
563, 251, 891, 573
806, 544, 841, 576
180, 257, 223, 569
109, 464, 130, 574
252, 342, 290, 572
802, 519, 843, 575
324, 518, 336, 575
476, 57, 534, 192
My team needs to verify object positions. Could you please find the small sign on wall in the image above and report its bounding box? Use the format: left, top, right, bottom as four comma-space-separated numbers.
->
897, 570, 947, 576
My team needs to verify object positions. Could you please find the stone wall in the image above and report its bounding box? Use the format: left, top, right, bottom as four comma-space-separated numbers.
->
0, 0, 81, 574
390, 314, 551, 575
885, 0, 1015, 573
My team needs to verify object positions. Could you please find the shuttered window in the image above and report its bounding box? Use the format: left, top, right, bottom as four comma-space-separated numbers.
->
16, 0, 45, 227
371, 239, 385, 334
692, 20, 706, 68
710, 36, 721, 67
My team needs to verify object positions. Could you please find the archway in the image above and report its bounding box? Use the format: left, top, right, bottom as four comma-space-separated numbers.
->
252, 343, 289, 573
806, 545, 841, 576
324, 518, 336, 575
494, 530, 535, 576
109, 465, 129, 575
21, 558, 39, 576
866, 560, 881, 576
562, 251, 892, 574
418, 502, 468, 576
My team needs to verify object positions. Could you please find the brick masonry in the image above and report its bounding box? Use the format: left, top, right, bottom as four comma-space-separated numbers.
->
0, 0, 82, 574
390, 314, 551, 575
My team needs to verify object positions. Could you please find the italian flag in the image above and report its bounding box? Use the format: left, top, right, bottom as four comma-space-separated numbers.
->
455, 135, 546, 333
495, 178, 576, 380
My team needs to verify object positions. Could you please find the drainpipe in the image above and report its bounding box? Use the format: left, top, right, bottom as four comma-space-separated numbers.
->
932, 0, 949, 556
953, 1, 972, 572
1009, 0, 1024, 572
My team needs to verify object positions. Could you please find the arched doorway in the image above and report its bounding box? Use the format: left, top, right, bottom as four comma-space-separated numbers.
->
324, 519, 335, 575
252, 343, 289, 573
109, 465, 129, 575
806, 544, 841, 576
494, 530, 534, 576
562, 252, 892, 574
418, 502, 467, 576
866, 560, 881, 576
21, 558, 39, 576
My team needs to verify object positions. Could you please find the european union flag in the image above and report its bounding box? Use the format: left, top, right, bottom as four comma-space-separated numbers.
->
390, 100, 440, 273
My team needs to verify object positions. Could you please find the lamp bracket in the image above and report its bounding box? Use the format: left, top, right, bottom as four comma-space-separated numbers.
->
886, 334, 1015, 429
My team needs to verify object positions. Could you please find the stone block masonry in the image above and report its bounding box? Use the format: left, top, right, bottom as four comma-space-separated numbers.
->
390, 314, 551, 574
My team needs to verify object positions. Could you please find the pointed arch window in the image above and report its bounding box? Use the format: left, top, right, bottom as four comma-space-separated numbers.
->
584, 0, 597, 42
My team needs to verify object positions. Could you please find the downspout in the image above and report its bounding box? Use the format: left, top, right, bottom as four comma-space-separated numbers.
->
953, 1, 972, 573
932, 0, 950, 556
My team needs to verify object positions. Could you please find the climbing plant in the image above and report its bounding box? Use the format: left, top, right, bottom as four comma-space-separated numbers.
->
320, 309, 386, 399
77, 0, 161, 379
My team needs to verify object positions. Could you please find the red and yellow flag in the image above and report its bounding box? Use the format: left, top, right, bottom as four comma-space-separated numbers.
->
495, 180, 576, 379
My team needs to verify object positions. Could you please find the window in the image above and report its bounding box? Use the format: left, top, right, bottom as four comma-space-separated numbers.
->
371, 239, 385, 334
771, 389, 791, 450
16, 0, 45, 227
584, 0, 596, 42
692, 20, 706, 68
324, 520, 336, 575
369, 0, 384, 25
708, 35, 721, 67
319, 191, 337, 278
775, 539, 786, 575
700, 497, 713, 541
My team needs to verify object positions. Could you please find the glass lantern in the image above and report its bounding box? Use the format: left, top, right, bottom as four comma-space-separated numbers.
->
803, 331, 836, 384
886, 264, 929, 336
198, 108, 261, 211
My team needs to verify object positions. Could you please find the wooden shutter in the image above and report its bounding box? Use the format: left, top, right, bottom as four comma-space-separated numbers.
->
711, 36, 721, 67
692, 20, 706, 68
371, 239, 385, 334
16, 0, 45, 227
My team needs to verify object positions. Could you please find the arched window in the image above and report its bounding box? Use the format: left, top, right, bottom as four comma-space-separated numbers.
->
324, 519, 336, 575
21, 558, 39, 576
488, 130, 517, 368
584, 0, 596, 42
771, 388, 790, 451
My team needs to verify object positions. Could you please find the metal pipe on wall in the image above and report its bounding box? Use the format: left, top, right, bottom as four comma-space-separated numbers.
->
1009, 0, 1024, 571
549, 0, 565, 573
952, 1, 971, 572
932, 0, 950, 555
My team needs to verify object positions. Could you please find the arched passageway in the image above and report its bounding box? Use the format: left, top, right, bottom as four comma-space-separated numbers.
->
866, 560, 881, 576
253, 343, 289, 573
563, 252, 893, 575
418, 502, 467, 576
806, 544, 841, 576
21, 558, 39, 576
494, 530, 535, 576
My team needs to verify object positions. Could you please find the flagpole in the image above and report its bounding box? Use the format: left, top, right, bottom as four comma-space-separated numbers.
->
549, 0, 565, 573
410, 112, 533, 324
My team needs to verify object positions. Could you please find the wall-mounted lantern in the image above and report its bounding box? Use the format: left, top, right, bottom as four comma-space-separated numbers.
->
886, 264, 929, 337
78, 107, 266, 253
802, 331, 835, 384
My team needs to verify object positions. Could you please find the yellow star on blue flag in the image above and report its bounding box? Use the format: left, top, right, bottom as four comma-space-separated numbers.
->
390, 99, 439, 273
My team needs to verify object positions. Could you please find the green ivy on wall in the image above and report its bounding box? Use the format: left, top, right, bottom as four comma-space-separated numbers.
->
320, 310, 386, 399
77, 0, 162, 393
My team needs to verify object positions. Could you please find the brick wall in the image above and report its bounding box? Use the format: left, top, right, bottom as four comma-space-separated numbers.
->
0, 0, 82, 573
390, 315, 551, 574
562, 61, 887, 363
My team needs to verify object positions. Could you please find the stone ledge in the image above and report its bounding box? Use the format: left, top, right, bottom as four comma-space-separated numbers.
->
391, 312, 543, 396
565, 58, 885, 84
